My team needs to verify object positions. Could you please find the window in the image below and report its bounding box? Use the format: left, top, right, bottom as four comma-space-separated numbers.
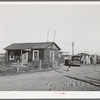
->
11, 55, 13, 58
9, 51, 14, 60
9, 55, 14, 60
33, 50, 39, 61
50, 51, 55, 61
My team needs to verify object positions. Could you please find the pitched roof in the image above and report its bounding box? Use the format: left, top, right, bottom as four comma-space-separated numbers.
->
4, 42, 61, 50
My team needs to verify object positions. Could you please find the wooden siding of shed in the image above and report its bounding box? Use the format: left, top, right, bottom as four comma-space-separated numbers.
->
39, 49, 44, 60
44, 48, 59, 63
29, 49, 44, 62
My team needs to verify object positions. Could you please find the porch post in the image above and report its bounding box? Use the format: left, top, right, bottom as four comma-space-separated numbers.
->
17, 60, 20, 73
39, 60, 42, 70
21, 50, 22, 63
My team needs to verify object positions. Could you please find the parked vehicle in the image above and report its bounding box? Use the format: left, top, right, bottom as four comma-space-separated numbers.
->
71, 55, 81, 66
65, 55, 81, 66
65, 59, 71, 66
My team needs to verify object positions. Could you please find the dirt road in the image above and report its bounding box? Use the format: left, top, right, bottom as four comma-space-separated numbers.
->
0, 64, 100, 91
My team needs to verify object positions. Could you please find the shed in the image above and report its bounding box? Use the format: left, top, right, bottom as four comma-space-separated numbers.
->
4, 42, 61, 65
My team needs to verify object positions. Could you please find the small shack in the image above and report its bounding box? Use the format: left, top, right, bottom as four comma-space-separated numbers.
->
4, 42, 61, 67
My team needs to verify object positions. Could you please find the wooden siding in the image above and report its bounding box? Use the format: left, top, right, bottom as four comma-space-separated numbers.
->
29, 49, 44, 62
39, 49, 44, 60
44, 48, 59, 63
47, 44, 59, 50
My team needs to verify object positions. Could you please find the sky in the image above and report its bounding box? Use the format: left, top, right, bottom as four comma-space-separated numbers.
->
0, 2, 100, 55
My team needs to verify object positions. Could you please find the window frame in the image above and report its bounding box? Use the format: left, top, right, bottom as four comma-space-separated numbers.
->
50, 51, 55, 61
33, 50, 39, 61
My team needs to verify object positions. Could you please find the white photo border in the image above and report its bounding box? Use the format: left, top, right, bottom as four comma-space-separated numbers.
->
0, 1, 100, 99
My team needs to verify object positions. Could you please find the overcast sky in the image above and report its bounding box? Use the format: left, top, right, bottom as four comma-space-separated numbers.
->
0, 3, 100, 55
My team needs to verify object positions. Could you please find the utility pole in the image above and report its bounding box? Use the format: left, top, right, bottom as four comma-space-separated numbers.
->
53, 30, 56, 42
72, 42, 75, 56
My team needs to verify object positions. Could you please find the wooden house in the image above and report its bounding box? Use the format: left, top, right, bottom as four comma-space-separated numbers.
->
4, 42, 61, 65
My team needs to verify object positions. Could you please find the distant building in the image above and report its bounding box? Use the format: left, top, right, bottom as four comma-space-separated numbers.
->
0, 53, 5, 61
59, 51, 71, 63
77, 53, 98, 65
4, 42, 61, 65
97, 55, 100, 64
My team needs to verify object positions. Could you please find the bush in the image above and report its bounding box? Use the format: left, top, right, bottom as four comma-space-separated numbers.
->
28, 61, 40, 70
42, 61, 54, 69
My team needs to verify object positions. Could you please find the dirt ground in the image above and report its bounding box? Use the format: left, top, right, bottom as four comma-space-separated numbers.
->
0, 64, 100, 91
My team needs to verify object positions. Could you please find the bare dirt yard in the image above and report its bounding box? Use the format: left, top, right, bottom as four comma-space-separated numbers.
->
0, 64, 100, 91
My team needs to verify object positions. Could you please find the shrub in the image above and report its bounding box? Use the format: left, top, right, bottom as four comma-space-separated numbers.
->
28, 61, 40, 70
42, 61, 54, 69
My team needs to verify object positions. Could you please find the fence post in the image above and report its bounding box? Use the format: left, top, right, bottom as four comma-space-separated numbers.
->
55, 61, 57, 68
17, 60, 20, 73
39, 60, 42, 70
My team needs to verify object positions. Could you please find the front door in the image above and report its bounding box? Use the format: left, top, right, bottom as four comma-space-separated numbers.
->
22, 52, 28, 64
